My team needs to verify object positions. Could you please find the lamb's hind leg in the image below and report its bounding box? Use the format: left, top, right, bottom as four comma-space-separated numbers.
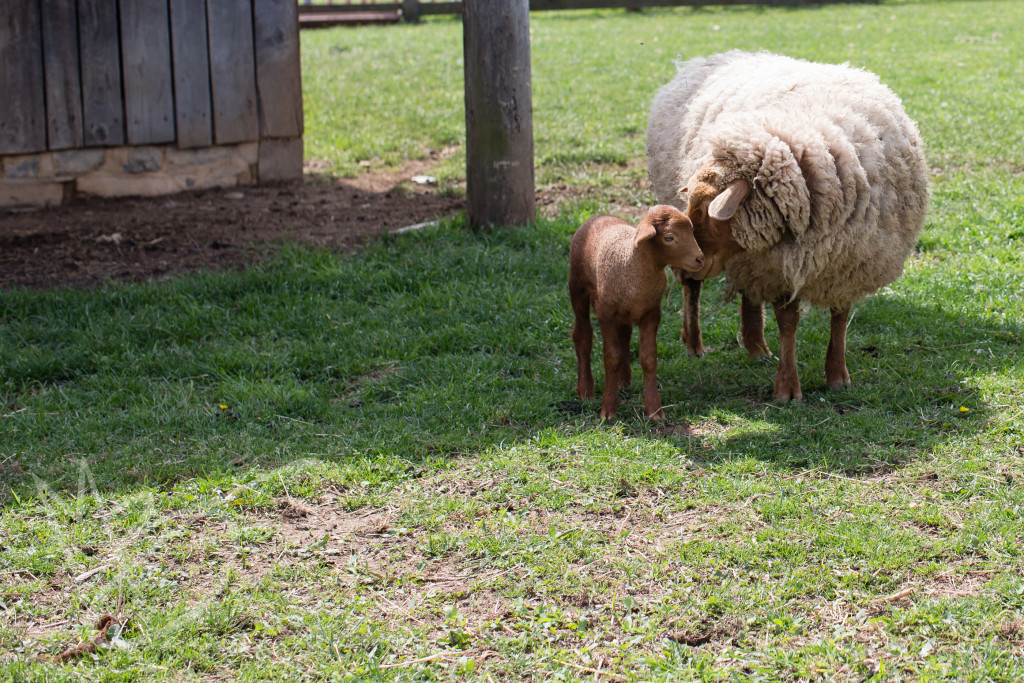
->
570, 285, 595, 400
772, 298, 803, 404
825, 306, 851, 390
598, 318, 625, 420
617, 324, 633, 388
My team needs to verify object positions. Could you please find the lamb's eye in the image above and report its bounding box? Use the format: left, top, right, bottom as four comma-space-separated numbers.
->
664, 235, 675, 243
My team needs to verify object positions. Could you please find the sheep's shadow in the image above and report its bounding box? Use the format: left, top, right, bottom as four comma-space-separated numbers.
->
599, 286, 1023, 474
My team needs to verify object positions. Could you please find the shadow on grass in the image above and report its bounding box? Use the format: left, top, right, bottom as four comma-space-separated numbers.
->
1, 217, 1021, 502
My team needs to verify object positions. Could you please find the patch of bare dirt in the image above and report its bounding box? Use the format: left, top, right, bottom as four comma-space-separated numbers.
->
0, 162, 464, 290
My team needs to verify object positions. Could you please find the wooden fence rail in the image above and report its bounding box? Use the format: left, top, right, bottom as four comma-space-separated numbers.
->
298, 0, 878, 26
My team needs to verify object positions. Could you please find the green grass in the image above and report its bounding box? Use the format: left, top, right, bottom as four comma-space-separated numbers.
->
3, 0, 1024, 680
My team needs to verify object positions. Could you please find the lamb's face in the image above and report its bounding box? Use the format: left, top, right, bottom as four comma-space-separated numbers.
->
635, 205, 705, 273
684, 179, 747, 280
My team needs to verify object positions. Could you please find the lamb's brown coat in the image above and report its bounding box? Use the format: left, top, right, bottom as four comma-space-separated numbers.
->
569, 205, 703, 420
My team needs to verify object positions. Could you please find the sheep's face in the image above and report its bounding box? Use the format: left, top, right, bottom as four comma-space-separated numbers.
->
634, 205, 705, 273
683, 178, 748, 280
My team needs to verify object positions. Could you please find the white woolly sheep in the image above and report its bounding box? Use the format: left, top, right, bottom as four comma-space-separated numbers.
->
570, 205, 704, 421
647, 50, 929, 402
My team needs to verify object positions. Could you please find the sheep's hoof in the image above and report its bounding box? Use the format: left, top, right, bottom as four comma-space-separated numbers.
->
687, 345, 710, 357
647, 410, 665, 422
599, 409, 617, 421
828, 378, 852, 391
775, 391, 803, 404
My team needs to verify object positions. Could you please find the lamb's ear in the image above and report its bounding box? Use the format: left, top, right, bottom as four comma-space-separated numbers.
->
634, 212, 659, 247
708, 180, 750, 220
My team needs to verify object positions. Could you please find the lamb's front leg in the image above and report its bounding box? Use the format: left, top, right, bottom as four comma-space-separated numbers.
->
825, 306, 851, 390
681, 276, 706, 356
598, 318, 624, 420
772, 298, 802, 404
638, 309, 664, 421
740, 294, 772, 359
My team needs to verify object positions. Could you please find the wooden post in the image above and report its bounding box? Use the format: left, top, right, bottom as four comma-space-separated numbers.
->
402, 0, 420, 23
462, 0, 535, 229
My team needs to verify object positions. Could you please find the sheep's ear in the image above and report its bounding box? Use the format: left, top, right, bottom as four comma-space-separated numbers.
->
634, 213, 659, 246
708, 180, 750, 220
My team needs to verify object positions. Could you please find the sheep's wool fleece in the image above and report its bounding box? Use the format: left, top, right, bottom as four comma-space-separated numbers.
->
647, 51, 929, 308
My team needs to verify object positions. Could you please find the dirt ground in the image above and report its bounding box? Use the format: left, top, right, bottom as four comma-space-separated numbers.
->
0, 158, 476, 290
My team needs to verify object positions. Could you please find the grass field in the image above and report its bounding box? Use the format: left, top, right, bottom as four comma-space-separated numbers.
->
3, 0, 1024, 680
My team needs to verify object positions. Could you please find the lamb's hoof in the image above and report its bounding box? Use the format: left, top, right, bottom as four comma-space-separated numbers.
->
687, 345, 710, 357
577, 382, 595, 400
828, 378, 852, 391
647, 410, 665, 422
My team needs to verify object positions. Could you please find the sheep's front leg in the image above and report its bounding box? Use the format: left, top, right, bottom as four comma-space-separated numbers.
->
598, 318, 625, 420
638, 309, 664, 421
740, 294, 772, 359
825, 306, 851, 390
570, 287, 595, 400
772, 298, 802, 404
681, 276, 706, 356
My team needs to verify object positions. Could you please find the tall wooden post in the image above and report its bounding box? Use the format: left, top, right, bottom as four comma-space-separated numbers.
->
462, 0, 535, 229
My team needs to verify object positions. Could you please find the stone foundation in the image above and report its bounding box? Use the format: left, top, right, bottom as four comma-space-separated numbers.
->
0, 137, 302, 209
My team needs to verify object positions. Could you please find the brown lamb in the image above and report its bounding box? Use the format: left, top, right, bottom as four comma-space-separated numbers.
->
569, 205, 704, 421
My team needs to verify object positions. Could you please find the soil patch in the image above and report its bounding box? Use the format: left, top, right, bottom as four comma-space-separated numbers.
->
0, 161, 464, 290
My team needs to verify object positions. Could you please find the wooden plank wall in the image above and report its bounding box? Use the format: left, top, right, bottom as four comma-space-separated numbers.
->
41, 0, 84, 150
78, 0, 126, 146
120, 0, 176, 145
0, 1, 47, 155
207, 0, 260, 146
169, 0, 213, 148
2, 0, 301, 156
253, 0, 304, 140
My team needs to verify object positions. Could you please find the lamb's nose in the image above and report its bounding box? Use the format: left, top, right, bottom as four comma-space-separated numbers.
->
694, 255, 705, 267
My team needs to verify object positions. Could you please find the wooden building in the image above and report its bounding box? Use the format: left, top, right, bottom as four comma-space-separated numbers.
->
0, 0, 303, 209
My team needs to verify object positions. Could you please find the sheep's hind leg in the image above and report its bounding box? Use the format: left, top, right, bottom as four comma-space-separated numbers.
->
598, 318, 624, 420
825, 306, 851, 390
570, 287, 595, 400
772, 298, 803, 404
617, 324, 633, 388
681, 276, 707, 356
638, 309, 664, 421
740, 295, 773, 359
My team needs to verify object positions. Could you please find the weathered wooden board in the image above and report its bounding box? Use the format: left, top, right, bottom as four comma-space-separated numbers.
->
253, 0, 303, 139
78, 0, 125, 146
207, 0, 259, 145
40, 0, 84, 150
0, 1, 47, 155
168, 0, 212, 149
119, 0, 176, 145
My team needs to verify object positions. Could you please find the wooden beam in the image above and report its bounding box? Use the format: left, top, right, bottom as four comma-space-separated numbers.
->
0, 0, 47, 155
462, 0, 535, 228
